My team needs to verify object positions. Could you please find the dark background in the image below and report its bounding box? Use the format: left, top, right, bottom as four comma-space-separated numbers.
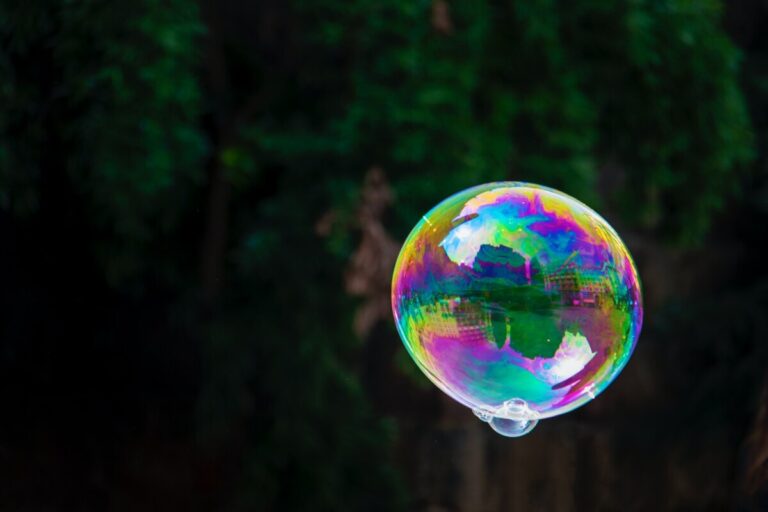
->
2, 1, 768, 510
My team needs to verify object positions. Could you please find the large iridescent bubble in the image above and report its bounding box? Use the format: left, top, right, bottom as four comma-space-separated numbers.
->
391, 183, 642, 437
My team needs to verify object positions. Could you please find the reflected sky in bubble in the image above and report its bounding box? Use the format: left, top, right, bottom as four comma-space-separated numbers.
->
391, 183, 642, 419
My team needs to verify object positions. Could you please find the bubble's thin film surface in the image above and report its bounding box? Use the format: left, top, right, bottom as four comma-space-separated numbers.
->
475, 398, 540, 437
489, 417, 538, 438
391, 182, 643, 420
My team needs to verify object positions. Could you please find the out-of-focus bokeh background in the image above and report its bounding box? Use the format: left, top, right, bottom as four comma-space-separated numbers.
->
2, 1, 768, 510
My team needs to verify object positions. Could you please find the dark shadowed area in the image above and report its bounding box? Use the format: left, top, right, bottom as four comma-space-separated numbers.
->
2, 1, 768, 511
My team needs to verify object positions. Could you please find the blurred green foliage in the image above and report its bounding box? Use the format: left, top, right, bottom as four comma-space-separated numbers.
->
1, 0, 206, 283
284, 0, 751, 243
0, 0, 759, 510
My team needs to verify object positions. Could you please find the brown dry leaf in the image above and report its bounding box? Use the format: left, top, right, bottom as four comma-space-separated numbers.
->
743, 380, 768, 495
345, 167, 399, 338
314, 209, 337, 237
432, 0, 453, 35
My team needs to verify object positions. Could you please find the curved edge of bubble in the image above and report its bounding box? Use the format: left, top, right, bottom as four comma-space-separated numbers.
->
390, 181, 645, 422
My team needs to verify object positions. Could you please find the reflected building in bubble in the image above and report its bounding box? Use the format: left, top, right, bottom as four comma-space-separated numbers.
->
543, 261, 616, 308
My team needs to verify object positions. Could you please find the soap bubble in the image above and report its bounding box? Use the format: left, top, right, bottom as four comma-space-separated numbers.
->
477, 398, 539, 437
391, 183, 642, 436
488, 416, 537, 438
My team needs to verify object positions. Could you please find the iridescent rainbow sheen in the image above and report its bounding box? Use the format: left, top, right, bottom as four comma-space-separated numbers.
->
391, 182, 642, 420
